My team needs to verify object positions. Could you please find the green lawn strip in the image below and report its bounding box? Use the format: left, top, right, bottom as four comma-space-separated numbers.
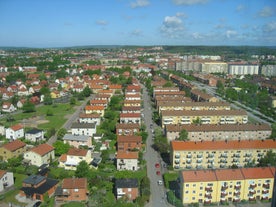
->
61, 201, 86, 207
163, 171, 178, 189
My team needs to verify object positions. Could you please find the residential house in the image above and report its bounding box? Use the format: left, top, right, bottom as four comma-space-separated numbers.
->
71, 123, 96, 137
0, 140, 27, 161
116, 123, 140, 136
1, 102, 16, 113
121, 106, 141, 114
17, 99, 26, 108
179, 167, 275, 205
59, 148, 92, 170
165, 123, 272, 142
5, 124, 24, 140
25, 128, 45, 142
115, 178, 139, 201
190, 89, 219, 102
119, 113, 141, 125
20, 175, 58, 201
78, 113, 101, 125
116, 151, 139, 171
170, 140, 276, 170
90, 99, 108, 108
84, 105, 105, 117
2, 92, 14, 100
24, 144, 55, 167
55, 178, 88, 202
63, 134, 92, 148
117, 135, 142, 152
0, 170, 14, 192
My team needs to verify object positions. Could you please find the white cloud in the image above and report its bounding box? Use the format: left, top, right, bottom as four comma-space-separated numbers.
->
176, 12, 187, 18
263, 21, 276, 32
172, 0, 208, 6
258, 6, 274, 17
96, 20, 108, 26
225, 30, 237, 38
192, 32, 203, 39
130, 29, 143, 36
236, 4, 245, 12
160, 15, 184, 38
130, 0, 150, 8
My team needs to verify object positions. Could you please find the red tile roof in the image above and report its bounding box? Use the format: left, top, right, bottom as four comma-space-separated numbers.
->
30, 143, 54, 156
181, 169, 217, 182
0, 170, 7, 178
10, 124, 23, 131
2, 140, 26, 152
215, 168, 244, 181
117, 151, 139, 159
62, 178, 87, 189
241, 167, 274, 179
67, 148, 88, 156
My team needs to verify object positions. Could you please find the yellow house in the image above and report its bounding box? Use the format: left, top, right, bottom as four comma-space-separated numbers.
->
179, 167, 275, 205
171, 140, 276, 170
161, 109, 248, 128
0, 140, 27, 161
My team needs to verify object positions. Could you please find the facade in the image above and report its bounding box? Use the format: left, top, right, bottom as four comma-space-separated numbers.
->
157, 101, 230, 115
119, 113, 141, 125
0, 140, 27, 161
24, 144, 55, 167
63, 134, 92, 148
117, 135, 142, 152
20, 175, 58, 201
161, 109, 248, 128
78, 113, 101, 125
84, 105, 105, 117
116, 151, 139, 171
190, 89, 218, 102
165, 123, 272, 142
115, 178, 139, 201
171, 140, 276, 170
5, 124, 24, 140
59, 148, 92, 170
71, 123, 96, 137
0, 170, 14, 192
116, 123, 140, 136
179, 167, 275, 205
200, 61, 228, 74
55, 178, 88, 202
1, 102, 16, 113
228, 63, 259, 75
261, 65, 276, 77
25, 128, 45, 142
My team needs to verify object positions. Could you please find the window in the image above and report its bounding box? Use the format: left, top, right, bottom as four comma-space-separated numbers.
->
200, 187, 203, 190
192, 197, 195, 200
193, 184, 196, 187
185, 191, 189, 194
192, 190, 196, 194
186, 184, 189, 187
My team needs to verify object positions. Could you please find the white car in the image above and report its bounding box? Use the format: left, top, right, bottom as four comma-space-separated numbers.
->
157, 180, 163, 185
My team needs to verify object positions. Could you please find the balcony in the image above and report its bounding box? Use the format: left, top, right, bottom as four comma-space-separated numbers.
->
220, 198, 226, 202
262, 189, 269, 194
186, 154, 192, 158
174, 165, 180, 169
175, 153, 180, 159
204, 199, 211, 204
250, 183, 257, 188
233, 153, 241, 158
233, 198, 241, 202
208, 159, 214, 163
196, 165, 202, 169
207, 154, 214, 158
196, 159, 202, 163
244, 153, 252, 157
207, 164, 214, 169
261, 196, 269, 200
234, 191, 240, 196
263, 183, 270, 189
186, 165, 192, 169
174, 159, 180, 164
249, 189, 256, 195
205, 186, 212, 192
235, 184, 241, 190
249, 196, 256, 201
221, 191, 228, 197
197, 154, 203, 158
220, 159, 227, 164
205, 193, 212, 199
186, 159, 191, 164
220, 164, 226, 168
220, 154, 228, 158
221, 186, 228, 191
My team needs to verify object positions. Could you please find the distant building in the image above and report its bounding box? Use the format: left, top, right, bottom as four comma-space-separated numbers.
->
261, 65, 276, 77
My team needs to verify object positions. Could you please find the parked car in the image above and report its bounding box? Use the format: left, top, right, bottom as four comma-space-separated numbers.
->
155, 163, 160, 168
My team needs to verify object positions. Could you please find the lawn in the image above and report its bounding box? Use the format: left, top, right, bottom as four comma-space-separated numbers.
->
0, 173, 28, 206
61, 201, 86, 207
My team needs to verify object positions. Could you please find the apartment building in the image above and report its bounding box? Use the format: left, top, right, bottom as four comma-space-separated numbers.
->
165, 123, 272, 142
171, 140, 276, 170
190, 89, 219, 102
179, 167, 275, 205
116, 123, 140, 136
261, 65, 276, 77
161, 109, 248, 128
200, 61, 228, 74
228, 63, 259, 75
157, 101, 230, 115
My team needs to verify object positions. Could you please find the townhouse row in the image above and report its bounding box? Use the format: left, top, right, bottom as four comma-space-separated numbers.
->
179, 167, 275, 205
171, 140, 276, 170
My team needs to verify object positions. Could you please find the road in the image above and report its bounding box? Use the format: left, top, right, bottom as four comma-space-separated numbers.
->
141, 83, 173, 207
47, 95, 94, 145
190, 81, 274, 125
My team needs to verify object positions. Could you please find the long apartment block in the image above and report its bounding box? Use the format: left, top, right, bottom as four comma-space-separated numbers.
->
179, 167, 275, 205
171, 140, 276, 170
165, 123, 272, 142
157, 101, 231, 115
161, 109, 248, 128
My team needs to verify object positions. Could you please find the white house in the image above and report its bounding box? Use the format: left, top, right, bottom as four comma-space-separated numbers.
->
25, 128, 45, 142
71, 123, 96, 137
23, 143, 55, 167
59, 148, 92, 170
116, 151, 139, 171
78, 113, 101, 126
0, 170, 14, 192
63, 134, 92, 148
2, 102, 16, 113
5, 124, 24, 140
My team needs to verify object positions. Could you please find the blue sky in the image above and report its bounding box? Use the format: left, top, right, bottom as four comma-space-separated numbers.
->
0, 0, 275, 47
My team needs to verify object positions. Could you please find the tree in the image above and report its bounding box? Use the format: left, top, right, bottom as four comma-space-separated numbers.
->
75, 160, 90, 178
271, 123, 276, 139
44, 94, 53, 105
57, 128, 67, 140
177, 129, 189, 141
53, 141, 70, 156
258, 150, 276, 167
70, 97, 76, 105
163, 81, 174, 88
82, 86, 92, 97
46, 127, 56, 138
22, 101, 36, 113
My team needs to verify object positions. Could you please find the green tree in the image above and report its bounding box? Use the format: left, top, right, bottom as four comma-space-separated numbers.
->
82, 86, 92, 97
70, 97, 76, 105
258, 150, 276, 167
57, 128, 67, 140
40, 87, 50, 95
177, 129, 189, 141
216, 80, 224, 95
22, 101, 36, 113
271, 123, 276, 139
43, 94, 53, 105
163, 81, 174, 88
53, 141, 70, 156
75, 160, 90, 178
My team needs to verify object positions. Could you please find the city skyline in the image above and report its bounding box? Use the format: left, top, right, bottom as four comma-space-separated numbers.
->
0, 0, 275, 48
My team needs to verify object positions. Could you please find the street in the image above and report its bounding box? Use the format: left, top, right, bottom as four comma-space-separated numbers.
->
141, 83, 173, 207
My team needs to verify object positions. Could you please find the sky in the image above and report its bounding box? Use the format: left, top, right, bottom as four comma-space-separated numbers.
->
0, 0, 275, 47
